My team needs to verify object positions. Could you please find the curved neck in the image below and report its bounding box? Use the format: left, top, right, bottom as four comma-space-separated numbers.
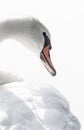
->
0, 19, 44, 57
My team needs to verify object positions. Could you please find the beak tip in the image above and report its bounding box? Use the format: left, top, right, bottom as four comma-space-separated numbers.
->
51, 70, 56, 76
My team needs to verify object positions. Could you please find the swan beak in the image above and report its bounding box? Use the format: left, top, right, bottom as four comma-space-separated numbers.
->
40, 45, 56, 76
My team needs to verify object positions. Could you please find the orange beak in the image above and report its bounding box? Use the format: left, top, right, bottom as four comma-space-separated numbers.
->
40, 45, 56, 76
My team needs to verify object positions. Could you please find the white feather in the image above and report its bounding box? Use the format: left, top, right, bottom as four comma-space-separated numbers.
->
0, 82, 80, 130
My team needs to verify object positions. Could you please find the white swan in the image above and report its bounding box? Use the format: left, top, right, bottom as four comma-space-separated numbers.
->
0, 18, 80, 130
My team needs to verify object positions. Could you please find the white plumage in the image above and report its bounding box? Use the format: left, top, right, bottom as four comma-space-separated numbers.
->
0, 82, 80, 130
0, 17, 80, 130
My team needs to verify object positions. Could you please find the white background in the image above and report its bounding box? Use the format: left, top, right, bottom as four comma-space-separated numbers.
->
0, 0, 84, 129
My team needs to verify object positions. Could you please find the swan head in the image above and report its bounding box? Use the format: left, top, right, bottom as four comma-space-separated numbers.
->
29, 18, 56, 76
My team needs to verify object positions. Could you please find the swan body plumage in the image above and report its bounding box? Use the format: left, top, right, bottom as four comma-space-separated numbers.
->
0, 82, 80, 130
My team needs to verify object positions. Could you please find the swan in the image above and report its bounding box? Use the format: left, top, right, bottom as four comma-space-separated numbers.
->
0, 17, 80, 130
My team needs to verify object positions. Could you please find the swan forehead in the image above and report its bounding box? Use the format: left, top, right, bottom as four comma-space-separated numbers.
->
31, 18, 51, 41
